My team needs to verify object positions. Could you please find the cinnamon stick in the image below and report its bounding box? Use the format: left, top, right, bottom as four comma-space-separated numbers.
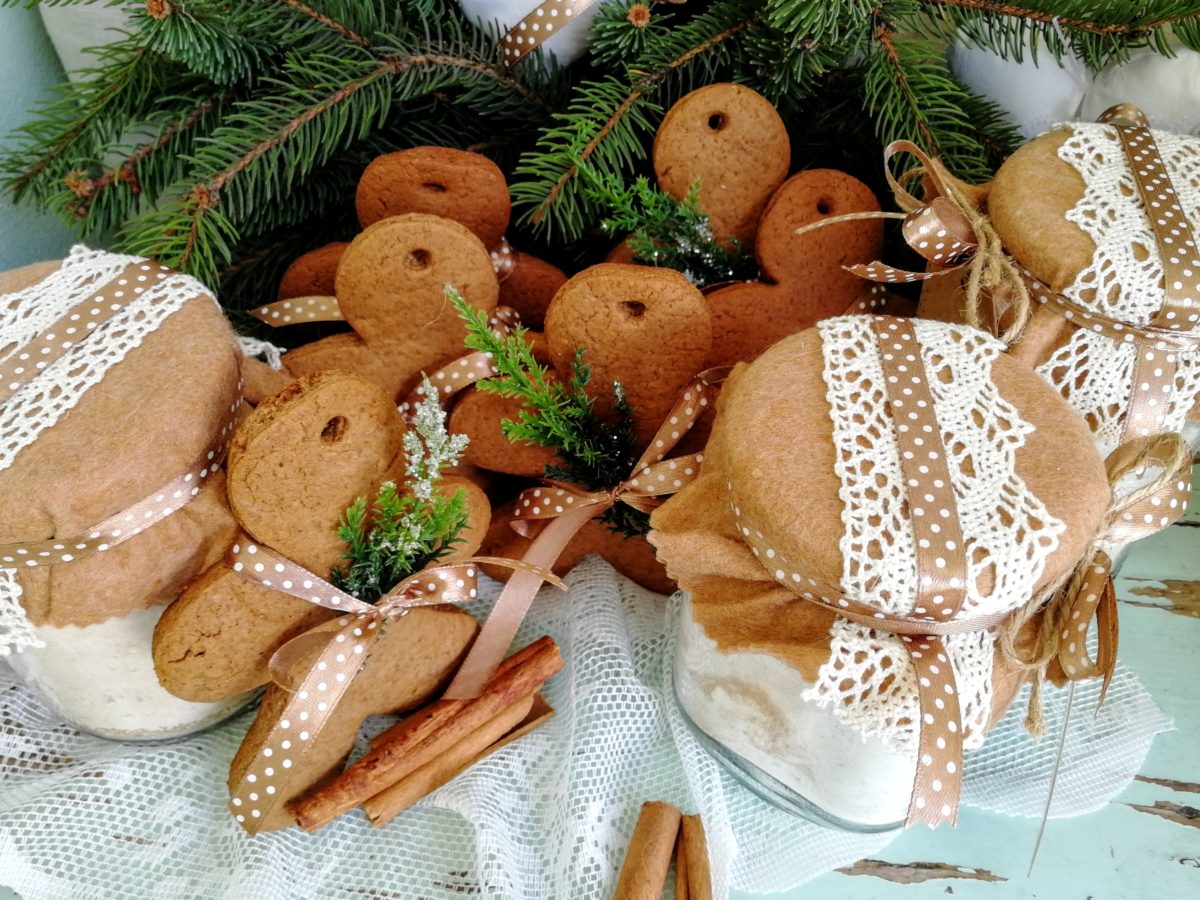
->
291, 636, 562, 831
363, 694, 537, 827
680, 815, 712, 900
613, 801, 682, 900
674, 826, 690, 900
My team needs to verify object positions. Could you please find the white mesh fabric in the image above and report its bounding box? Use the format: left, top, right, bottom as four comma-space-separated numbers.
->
1039, 124, 1200, 452
809, 317, 1065, 750
0, 246, 214, 656
0, 560, 1170, 899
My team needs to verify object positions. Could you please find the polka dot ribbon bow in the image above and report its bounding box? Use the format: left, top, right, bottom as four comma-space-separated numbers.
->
398, 306, 522, 420
1050, 432, 1193, 703
224, 540, 565, 833
732, 318, 1017, 829
247, 239, 520, 328
440, 366, 730, 701
499, 1, 597, 66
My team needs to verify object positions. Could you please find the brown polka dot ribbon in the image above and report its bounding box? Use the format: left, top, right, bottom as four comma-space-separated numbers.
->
0, 406, 239, 570
0, 261, 173, 404
500, 0, 597, 66
730, 318, 1015, 828
1053, 432, 1193, 700
398, 306, 522, 421
224, 540, 565, 833
248, 295, 345, 327
490, 237, 517, 282
441, 367, 730, 700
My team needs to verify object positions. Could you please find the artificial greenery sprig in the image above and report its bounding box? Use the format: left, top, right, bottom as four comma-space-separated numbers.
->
331, 375, 470, 603
589, 171, 757, 288
451, 289, 649, 537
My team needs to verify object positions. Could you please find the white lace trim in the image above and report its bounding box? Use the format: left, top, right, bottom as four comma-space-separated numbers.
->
0, 245, 214, 654
806, 316, 1065, 750
1040, 124, 1200, 450
0, 571, 41, 656
0, 245, 211, 475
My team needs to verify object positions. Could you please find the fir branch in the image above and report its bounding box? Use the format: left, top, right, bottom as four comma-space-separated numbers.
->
512, 0, 757, 243
926, 0, 1200, 36
451, 288, 649, 536
278, 0, 371, 47
588, 171, 756, 287
331, 375, 469, 603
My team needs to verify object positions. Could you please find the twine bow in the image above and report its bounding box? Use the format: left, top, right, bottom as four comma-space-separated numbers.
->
1042, 433, 1193, 703
794, 141, 1032, 342
441, 367, 729, 700
225, 539, 565, 833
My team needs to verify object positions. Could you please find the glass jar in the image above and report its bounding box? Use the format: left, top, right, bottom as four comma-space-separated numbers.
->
8, 601, 251, 741
673, 595, 910, 832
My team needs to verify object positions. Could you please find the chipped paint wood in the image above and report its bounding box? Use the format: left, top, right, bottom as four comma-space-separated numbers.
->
1128, 801, 1200, 829
1122, 578, 1200, 617
836, 860, 1005, 884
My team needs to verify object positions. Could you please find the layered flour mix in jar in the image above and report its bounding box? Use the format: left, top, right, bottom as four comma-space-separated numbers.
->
919, 110, 1200, 566
0, 247, 250, 739
651, 315, 1112, 829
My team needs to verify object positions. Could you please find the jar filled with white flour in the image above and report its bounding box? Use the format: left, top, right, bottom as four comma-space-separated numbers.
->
0, 248, 251, 739
651, 316, 1115, 829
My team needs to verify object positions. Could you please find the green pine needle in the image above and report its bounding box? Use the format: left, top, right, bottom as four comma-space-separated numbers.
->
587, 171, 757, 287
330, 375, 470, 603
450, 288, 649, 536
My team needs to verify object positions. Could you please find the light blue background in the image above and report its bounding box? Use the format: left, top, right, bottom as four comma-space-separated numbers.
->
0, 6, 74, 272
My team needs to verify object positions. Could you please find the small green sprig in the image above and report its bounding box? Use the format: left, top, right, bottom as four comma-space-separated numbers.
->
331, 375, 470, 603
590, 171, 757, 288
451, 288, 649, 537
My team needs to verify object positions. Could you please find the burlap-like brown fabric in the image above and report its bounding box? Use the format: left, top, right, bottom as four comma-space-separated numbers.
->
650, 323, 1110, 714
0, 259, 241, 627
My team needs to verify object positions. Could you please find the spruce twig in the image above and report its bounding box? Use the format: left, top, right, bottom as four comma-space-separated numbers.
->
331, 375, 470, 603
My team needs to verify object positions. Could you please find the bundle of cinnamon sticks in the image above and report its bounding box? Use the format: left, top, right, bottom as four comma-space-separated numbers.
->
290, 636, 562, 830
614, 801, 712, 900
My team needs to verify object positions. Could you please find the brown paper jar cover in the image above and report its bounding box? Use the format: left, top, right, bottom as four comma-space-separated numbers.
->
0, 253, 247, 740
650, 317, 1110, 826
918, 121, 1200, 454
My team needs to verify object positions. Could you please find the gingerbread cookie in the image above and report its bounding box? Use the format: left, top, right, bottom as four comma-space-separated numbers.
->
543, 263, 712, 446
153, 371, 489, 702
283, 214, 499, 400
229, 605, 478, 831
354, 146, 567, 328
277, 242, 349, 300
653, 83, 791, 248
704, 169, 884, 367
450, 388, 559, 478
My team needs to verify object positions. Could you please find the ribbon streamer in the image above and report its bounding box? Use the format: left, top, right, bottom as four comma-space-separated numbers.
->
249, 239, 520, 328
499, 1, 598, 66
225, 540, 565, 832
398, 306, 522, 420
1051, 433, 1193, 700
442, 367, 730, 700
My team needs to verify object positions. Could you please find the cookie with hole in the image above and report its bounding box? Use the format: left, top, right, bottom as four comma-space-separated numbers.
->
354, 146, 567, 329
282, 214, 499, 401
277, 242, 350, 301
653, 83, 791, 249
543, 263, 713, 447
704, 169, 885, 367
153, 370, 488, 704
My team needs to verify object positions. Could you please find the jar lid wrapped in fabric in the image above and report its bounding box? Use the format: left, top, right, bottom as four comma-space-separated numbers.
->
920, 108, 1200, 458
0, 246, 246, 739
650, 315, 1111, 829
